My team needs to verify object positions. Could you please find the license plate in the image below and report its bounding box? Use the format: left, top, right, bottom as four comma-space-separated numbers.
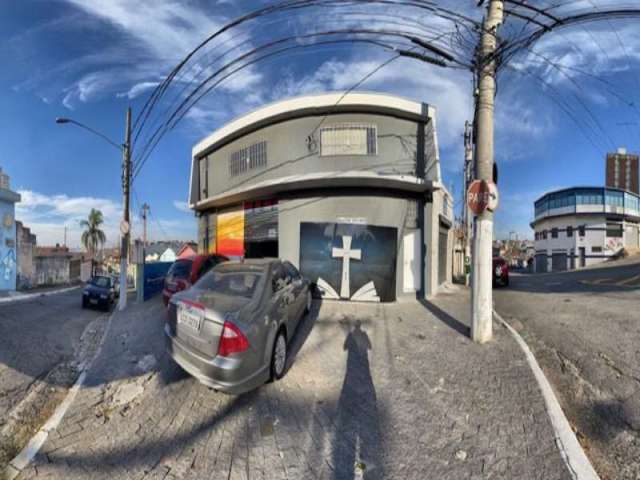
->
90, 299, 98, 305
178, 304, 203, 332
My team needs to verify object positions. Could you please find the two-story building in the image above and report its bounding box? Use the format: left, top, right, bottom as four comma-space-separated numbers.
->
531, 187, 640, 272
188, 92, 453, 302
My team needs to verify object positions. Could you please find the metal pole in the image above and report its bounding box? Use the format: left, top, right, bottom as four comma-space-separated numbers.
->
471, 0, 503, 343
118, 107, 132, 311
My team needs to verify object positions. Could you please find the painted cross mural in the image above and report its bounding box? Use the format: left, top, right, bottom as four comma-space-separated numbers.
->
299, 222, 397, 303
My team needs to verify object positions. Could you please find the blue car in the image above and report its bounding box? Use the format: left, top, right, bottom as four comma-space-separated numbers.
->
82, 276, 116, 310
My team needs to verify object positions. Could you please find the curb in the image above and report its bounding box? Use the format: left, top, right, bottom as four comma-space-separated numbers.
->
0, 286, 81, 305
493, 309, 600, 480
5, 307, 117, 480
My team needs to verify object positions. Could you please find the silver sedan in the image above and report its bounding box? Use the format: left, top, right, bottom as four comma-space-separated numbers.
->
164, 258, 312, 394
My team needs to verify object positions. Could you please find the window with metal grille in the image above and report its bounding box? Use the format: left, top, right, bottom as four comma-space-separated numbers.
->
606, 222, 623, 238
319, 124, 377, 156
229, 141, 267, 177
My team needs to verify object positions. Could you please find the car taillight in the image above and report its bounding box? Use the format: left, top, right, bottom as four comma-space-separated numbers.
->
217, 321, 249, 357
175, 279, 188, 291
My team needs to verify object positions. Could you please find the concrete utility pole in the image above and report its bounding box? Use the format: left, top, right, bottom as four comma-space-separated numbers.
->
471, 0, 503, 343
118, 107, 132, 311
463, 121, 473, 286
141, 203, 150, 247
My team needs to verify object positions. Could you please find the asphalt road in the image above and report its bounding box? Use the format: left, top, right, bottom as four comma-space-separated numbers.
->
494, 257, 640, 480
0, 288, 109, 427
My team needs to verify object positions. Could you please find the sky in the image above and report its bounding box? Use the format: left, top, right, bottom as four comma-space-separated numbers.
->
1, 0, 640, 248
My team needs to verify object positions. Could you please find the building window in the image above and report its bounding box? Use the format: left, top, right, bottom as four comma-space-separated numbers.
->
567, 226, 573, 237
320, 124, 377, 156
542, 230, 548, 240
606, 222, 623, 238
551, 228, 558, 238
578, 226, 585, 237
229, 141, 267, 177
592, 246, 603, 253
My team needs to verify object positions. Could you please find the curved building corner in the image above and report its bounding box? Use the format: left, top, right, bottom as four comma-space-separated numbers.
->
188, 92, 454, 302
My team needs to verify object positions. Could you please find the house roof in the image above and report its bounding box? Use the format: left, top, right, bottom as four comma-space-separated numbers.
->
36, 246, 72, 258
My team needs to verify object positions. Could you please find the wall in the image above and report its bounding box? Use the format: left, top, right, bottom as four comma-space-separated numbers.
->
202, 113, 421, 201
0, 199, 17, 291
532, 214, 636, 271
16, 222, 36, 289
35, 256, 70, 286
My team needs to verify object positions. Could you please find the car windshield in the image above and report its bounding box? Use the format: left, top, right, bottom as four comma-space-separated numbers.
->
91, 277, 110, 288
195, 271, 261, 299
167, 259, 192, 279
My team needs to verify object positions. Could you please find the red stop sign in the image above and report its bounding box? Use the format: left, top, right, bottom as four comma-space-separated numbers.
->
467, 180, 491, 215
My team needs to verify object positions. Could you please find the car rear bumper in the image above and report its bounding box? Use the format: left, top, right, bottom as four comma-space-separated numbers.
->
164, 324, 269, 395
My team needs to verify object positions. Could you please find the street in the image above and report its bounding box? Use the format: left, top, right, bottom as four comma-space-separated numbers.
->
494, 257, 640, 480
0, 288, 110, 468
4, 290, 573, 480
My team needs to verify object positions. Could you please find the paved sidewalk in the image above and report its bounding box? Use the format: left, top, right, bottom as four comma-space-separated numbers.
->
16, 288, 571, 479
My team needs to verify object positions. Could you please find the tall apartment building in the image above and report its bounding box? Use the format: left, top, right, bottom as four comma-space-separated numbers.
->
606, 148, 639, 194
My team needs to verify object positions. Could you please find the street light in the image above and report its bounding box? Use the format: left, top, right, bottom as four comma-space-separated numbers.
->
56, 110, 132, 312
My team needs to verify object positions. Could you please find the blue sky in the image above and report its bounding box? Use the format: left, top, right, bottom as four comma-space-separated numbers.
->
1, 1, 640, 248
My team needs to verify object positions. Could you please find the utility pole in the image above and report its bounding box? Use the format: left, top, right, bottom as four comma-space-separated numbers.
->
118, 107, 132, 311
471, 0, 503, 343
141, 203, 150, 247
64, 225, 67, 248
463, 120, 473, 286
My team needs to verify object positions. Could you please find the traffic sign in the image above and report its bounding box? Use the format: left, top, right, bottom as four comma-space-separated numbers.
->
120, 220, 130, 235
467, 180, 499, 215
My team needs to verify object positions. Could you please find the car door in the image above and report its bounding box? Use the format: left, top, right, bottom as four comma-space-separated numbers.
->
283, 262, 305, 323
269, 264, 290, 330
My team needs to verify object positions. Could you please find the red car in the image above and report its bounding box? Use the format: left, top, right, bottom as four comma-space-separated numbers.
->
493, 257, 509, 287
162, 254, 228, 306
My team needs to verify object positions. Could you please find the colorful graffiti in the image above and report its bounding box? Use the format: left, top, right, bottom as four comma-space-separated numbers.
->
216, 208, 245, 257
2, 249, 15, 282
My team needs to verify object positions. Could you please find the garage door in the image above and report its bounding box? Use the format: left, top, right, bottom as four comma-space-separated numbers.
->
300, 222, 397, 302
535, 254, 547, 273
552, 253, 567, 272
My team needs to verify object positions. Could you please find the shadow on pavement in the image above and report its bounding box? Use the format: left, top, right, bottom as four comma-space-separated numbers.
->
418, 299, 470, 337
332, 320, 384, 480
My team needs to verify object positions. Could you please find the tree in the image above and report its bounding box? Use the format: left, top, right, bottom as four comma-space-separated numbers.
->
80, 208, 107, 276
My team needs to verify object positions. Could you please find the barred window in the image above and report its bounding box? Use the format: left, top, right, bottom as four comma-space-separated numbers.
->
320, 124, 377, 156
229, 141, 267, 177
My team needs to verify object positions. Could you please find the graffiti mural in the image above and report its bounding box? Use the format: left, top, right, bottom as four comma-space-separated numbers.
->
2, 249, 15, 281
300, 222, 397, 302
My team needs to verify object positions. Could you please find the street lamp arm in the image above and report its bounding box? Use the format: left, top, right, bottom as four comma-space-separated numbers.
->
55, 117, 123, 151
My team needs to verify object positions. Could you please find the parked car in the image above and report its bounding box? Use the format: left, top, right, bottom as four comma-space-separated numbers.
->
110, 275, 120, 298
164, 259, 312, 394
493, 257, 509, 287
162, 254, 228, 306
82, 275, 117, 310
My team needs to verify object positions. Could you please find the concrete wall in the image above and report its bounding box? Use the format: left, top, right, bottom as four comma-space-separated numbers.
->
16, 222, 36, 289
35, 256, 70, 286
533, 214, 639, 271
202, 113, 420, 200
0, 199, 17, 291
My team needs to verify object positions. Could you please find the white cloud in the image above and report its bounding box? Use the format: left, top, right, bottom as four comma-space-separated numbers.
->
173, 200, 190, 213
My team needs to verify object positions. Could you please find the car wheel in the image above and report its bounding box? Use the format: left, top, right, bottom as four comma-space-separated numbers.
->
304, 290, 312, 314
270, 330, 287, 381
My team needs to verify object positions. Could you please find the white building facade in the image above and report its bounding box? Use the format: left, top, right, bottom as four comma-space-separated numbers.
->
532, 187, 640, 272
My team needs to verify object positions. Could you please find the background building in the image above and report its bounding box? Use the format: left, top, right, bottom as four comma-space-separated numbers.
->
0, 168, 21, 291
532, 187, 640, 272
606, 148, 639, 194
35, 245, 72, 286
16, 221, 37, 288
189, 92, 453, 302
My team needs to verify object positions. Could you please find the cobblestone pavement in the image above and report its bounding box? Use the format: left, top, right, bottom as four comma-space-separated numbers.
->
495, 263, 640, 480
17, 289, 571, 480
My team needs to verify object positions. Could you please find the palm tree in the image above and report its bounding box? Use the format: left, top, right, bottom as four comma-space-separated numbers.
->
80, 208, 107, 276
